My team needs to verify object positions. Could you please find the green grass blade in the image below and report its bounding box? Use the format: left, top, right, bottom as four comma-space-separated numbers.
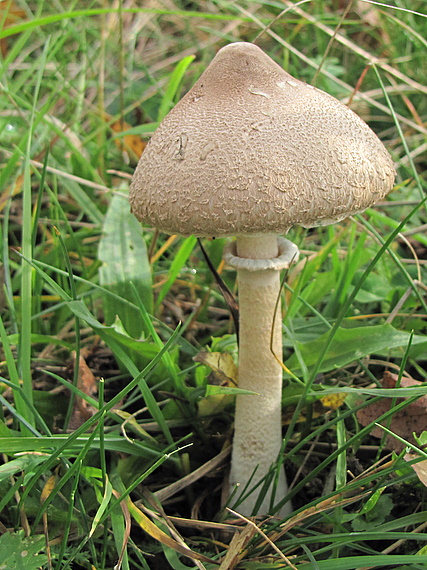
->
131, 283, 186, 397
18, 40, 52, 433
0, 8, 243, 40
13, 321, 182, 506
155, 235, 197, 311
54, 459, 82, 570
89, 475, 113, 538
66, 300, 176, 446
157, 55, 196, 122
0, 378, 51, 436
0, 316, 28, 424
296, 555, 427, 569
285, 196, 427, 444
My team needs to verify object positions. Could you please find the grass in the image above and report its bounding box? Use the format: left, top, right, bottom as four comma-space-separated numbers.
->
1, 0, 427, 568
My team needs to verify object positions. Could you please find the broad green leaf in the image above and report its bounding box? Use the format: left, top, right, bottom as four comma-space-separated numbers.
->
0, 532, 47, 569
358, 486, 387, 516
7, 333, 74, 350
285, 324, 427, 378
0, 454, 47, 482
64, 301, 177, 386
0, 435, 163, 458
351, 494, 393, 531
80, 466, 104, 479
99, 191, 153, 338
65, 300, 177, 444
198, 385, 255, 417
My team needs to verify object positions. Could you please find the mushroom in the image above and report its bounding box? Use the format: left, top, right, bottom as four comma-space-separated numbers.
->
129, 42, 395, 516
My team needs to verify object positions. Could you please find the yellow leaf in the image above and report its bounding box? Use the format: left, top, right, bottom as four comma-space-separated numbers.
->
197, 393, 234, 417
0, 173, 23, 213
113, 410, 157, 443
193, 350, 237, 417
104, 113, 147, 162
41, 472, 57, 504
195, 351, 238, 417
320, 392, 347, 410
194, 351, 237, 385
0, 1, 26, 56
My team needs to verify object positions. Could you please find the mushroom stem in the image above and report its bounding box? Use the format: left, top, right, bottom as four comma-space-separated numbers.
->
226, 235, 295, 516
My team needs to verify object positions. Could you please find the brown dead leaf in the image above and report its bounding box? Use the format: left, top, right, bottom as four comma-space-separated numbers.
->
0, 172, 23, 213
104, 113, 147, 163
404, 451, 427, 487
357, 371, 427, 451
194, 351, 237, 417
218, 524, 256, 570
353, 1, 382, 28
0, 1, 26, 56
68, 351, 98, 430
194, 351, 237, 386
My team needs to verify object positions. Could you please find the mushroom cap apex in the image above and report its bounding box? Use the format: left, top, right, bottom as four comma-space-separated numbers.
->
130, 42, 395, 237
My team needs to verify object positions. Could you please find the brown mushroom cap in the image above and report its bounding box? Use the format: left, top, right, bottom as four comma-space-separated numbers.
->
130, 42, 395, 237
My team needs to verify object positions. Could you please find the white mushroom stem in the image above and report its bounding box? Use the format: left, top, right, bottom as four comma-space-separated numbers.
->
224, 235, 298, 516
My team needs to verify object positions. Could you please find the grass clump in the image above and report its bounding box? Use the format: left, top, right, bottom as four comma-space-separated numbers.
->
1, 0, 427, 568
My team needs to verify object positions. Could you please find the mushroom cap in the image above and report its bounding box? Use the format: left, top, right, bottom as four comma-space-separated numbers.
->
130, 42, 395, 237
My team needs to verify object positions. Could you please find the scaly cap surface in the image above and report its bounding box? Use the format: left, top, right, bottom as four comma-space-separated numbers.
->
130, 42, 395, 237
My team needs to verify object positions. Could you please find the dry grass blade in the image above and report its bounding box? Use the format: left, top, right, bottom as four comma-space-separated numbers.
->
218, 522, 256, 570
234, 5, 427, 136
381, 520, 427, 556
226, 508, 299, 569
356, 520, 427, 570
155, 446, 231, 502
1, 0, 426, 566
139, 491, 214, 569
166, 515, 237, 535
0, 150, 111, 194
127, 497, 218, 565
271, 490, 371, 542
112, 488, 132, 570
40, 470, 58, 570
282, 0, 427, 96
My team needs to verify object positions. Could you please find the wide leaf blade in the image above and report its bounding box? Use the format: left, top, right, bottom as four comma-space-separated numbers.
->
286, 323, 427, 378
99, 191, 153, 337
